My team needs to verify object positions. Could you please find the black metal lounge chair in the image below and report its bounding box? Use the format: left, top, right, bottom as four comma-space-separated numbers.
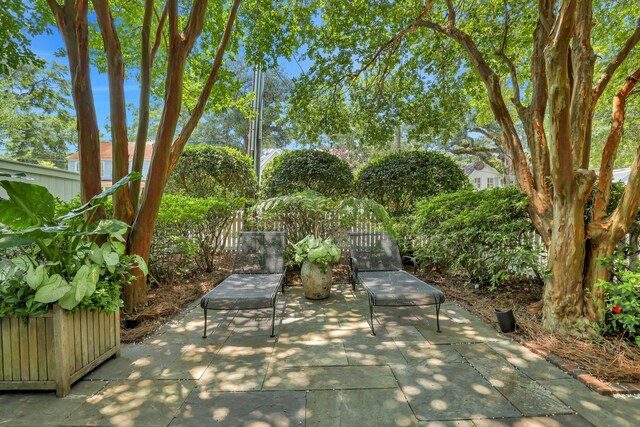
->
348, 232, 445, 336
200, 231, 286, 338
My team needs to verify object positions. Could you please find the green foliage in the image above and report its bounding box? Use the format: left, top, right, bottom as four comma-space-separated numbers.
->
0, 63, 76, 167
0, 1, 47, 75
293, 235, 341, 272
151, 194, 241, 281
166, 145, 258, 200
355, 151, 470, 216
0, 174, 146, 317
251, 191, 393, 258
412, 187, 543, 288
261, 149, 354, 198
595, 257, 640, 346
189, 62, 294, 149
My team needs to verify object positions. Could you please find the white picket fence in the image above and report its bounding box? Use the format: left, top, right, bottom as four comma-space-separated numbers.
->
223, 210, 385, 249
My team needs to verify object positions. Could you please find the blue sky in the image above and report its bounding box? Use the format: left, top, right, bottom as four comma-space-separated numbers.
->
30, 29, 311, 137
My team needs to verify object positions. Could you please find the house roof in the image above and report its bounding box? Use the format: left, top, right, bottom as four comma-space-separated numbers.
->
66, 141, 154, 161
463, 160, 502, 177
464, 161, 487, 175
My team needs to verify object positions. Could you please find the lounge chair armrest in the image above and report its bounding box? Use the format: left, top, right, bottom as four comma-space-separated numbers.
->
403, 256, 418, 273
350, 257, 359, 276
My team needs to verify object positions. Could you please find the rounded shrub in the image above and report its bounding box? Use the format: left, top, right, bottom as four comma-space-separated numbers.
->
355, 151, 469, 216
167, 145, 258, 199
261, 149, 354, 198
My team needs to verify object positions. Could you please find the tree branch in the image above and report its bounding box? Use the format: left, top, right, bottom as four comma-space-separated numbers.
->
544, 0, 577, 198
168, 0, 242, 172
353, 1, 434, 79
445, 0, 455, 27
131, 0, 155, 208
592, 19, 640, 108
593, 67, 640, 224
495, 0, 524, 112
182, 0, 208, 49
150, 2, 168, 66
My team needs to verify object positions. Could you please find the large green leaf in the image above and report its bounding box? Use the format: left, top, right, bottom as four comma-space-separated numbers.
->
26, 265, 47, 290
0, 225, 68, 249
57, 172, 142, 223
34, 274, 71, 304
58, 287, 81, 310
0, 180, 55, 229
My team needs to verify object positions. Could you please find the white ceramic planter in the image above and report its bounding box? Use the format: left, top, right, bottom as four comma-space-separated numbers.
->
301, 261, 333, 299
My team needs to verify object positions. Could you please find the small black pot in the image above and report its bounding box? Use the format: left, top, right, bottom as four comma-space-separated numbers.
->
495, 308, 516, 333
124, 318, 142, 329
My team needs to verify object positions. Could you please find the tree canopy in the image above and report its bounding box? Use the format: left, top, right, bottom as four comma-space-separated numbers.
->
0, 62, 76, 167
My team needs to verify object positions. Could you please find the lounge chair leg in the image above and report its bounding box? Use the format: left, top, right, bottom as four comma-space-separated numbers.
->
270, 303, 276, 337
435, 303, 442, 333
202, 307, 208, 339
369, 296, 376, 336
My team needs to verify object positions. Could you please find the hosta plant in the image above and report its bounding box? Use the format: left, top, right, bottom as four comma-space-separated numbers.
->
293, 235, 341, 272
0, 173, 147, 317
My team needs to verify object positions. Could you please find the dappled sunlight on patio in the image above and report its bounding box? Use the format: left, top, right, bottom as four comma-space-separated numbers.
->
0, 284, 634, 425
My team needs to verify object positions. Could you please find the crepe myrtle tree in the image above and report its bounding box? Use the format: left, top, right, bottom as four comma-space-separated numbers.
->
305, 0, 640, 332
39, 0, 308, 311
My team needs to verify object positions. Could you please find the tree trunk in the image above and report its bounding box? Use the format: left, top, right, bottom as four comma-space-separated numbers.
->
583, 235, 616, 322
541, 196, 588, 332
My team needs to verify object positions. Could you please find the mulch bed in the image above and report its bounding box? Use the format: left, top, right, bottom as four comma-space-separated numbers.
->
416, 268, 640, 386
120, 252, 234, 343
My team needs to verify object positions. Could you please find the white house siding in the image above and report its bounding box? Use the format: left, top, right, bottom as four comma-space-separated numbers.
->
468, 169, 503, 190
68, 159, 151, 182
1, 159, 81, 201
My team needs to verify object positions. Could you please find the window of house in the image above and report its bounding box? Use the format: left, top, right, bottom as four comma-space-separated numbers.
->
474, 177, 482, 189
487, 177, 495, 188
74, 161, 80, 172
100, 161, 106, 177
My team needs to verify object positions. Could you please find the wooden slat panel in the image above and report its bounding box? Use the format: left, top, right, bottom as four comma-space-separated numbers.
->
86, 310, 94, 362
98, 311, 105, 355
28, 318, 38, 381
80, 310, 89, 367
66, 312, 74, 373
45, 318, 55, 381
73, 311, 81, 370
92, 312, 99, 358
10, 318, 20, 380
36, 318, 48, 380
107, 315, 113, 348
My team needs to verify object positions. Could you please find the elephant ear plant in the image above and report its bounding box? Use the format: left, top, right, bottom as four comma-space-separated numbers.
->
0, 173, 147, 317
293, 236, 341, 273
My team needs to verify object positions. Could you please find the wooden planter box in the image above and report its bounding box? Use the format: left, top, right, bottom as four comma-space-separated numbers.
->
0, 305, 120, 397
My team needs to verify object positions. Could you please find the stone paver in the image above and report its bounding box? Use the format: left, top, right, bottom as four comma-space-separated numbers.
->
263, 365, 397, 390
392, 363, 521, 421
0, 283, 634, 426
62, 380, 194, 426
456, 344, 572, 417
170, 390, 305, 426
539, 379, 640, 427
306, 389, 417, 426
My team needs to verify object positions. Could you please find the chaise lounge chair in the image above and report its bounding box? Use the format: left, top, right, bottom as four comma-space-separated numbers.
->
200, 231, 286, 338
349, 232, 445, 335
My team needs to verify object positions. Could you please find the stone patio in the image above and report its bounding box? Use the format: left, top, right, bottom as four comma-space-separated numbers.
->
1, 284, 639, 426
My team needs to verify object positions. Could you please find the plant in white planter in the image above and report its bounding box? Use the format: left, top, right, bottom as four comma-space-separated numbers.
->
293, 235, 341, 299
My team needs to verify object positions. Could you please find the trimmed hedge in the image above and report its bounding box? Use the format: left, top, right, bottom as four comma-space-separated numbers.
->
261, 149, 354, 198
412, 186, 543, 287
167, 145, 258, 199
150, 194, 241, 281
355, 150, 469, 216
